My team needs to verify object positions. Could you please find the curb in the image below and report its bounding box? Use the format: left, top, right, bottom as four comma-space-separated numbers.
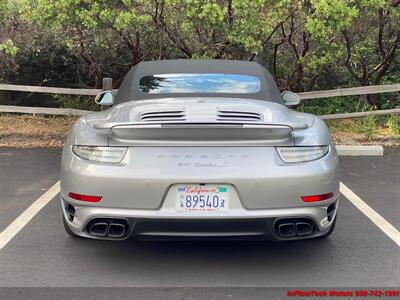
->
336, 145, 384, 156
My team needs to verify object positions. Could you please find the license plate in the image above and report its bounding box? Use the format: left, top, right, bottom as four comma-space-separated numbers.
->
175, 184, 229, 212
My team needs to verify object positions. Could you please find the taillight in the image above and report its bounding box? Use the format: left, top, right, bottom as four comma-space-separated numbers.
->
72, 146, 127, 163
301, 192, 334, 202
68, 192, 102, 202
276, 146, 329, 163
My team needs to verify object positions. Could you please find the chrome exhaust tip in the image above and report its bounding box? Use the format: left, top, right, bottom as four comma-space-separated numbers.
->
275, 218, 316, 238
89, 222, 108, 237
277, 223, 296, 237
86, 218, 128, 238
108, 223, 126, 238
295, 222, 314, 236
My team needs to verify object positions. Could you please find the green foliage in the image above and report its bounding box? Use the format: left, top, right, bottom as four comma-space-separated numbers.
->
53, 95, 99, 111
0, 0, 19, 57
338, 0, 400, 98
298, 93, 400, 115
305, 0, 357, 39
303, 0, 357, 72
327, 114, 381, 141
1, 0, 399, 116
386, 114, 400, 135
228, 0, 291, 55
298, 97, 364, 115
160, 0, 293, 58
362, 113, 377, 141
0, 38, 18, 56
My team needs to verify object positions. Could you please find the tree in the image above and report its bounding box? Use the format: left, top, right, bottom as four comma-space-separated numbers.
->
153, 0, 292, 59
262, 0, 357, 91
20, 0, 157, 86
341, 0, 400, 105
9, 0, 400, 108
0, 0, 19, 81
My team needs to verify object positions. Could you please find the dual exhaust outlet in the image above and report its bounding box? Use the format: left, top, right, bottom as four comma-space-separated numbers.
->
87, 218, 315, 239
275, 218, 315, 238
87, 219, 128, 238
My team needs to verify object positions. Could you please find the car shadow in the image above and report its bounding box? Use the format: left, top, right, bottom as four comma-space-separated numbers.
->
70, 236, 337, 278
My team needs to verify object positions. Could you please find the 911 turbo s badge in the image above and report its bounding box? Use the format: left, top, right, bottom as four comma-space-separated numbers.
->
155, 152, 249, 168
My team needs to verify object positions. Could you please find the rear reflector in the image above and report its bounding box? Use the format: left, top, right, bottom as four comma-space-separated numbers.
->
301, 192, 334, 202
68, 192, 102, 202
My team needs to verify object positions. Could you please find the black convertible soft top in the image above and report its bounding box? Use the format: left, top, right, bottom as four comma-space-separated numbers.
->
115, 59, 283, 104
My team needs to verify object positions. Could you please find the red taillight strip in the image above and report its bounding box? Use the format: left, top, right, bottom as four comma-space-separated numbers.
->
68, 192, 102, 202
301, 192, 334, 202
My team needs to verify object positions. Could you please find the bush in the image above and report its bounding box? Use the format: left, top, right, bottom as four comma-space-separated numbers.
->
386, 114, 400, 135
53, 95, 99, 111
360, 114, 377, 141
298, 92, 400, 116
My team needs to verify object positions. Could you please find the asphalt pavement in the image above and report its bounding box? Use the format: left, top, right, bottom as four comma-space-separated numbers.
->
0, 147, 399, 298
340, 147, 400, 229
0, 148, 61, 232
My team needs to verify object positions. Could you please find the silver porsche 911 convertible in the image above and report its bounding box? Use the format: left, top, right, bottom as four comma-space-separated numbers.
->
61, 59, 339, 241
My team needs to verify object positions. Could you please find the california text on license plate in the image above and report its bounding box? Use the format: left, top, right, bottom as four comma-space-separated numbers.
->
175, 184, 229, 212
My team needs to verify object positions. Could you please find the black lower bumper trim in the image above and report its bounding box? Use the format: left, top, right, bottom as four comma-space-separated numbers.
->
84, 217, 325, 241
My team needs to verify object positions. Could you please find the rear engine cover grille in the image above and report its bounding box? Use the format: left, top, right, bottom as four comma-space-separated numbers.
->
139, 110, 185, 122
217, 110, 262, 122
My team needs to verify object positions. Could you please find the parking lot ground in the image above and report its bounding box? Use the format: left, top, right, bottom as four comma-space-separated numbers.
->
0, 287, 345, 300
0, 147, 399, 289
0, 148, 61, 232
340, 147, 400, 230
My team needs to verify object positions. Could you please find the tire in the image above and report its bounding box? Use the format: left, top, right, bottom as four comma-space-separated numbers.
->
62, 213, 79, 238
318, 216, 336, 239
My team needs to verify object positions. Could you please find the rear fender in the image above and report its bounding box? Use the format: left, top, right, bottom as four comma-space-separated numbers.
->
66, 116, 108, 146
293, 117, 331, 146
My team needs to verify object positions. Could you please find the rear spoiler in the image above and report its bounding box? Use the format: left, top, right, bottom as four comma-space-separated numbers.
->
93, 121, 309, 130
93, 121, 307, 146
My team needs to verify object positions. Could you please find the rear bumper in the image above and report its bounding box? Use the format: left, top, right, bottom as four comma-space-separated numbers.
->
61, 144, 339, 240
62, 197, 339, 241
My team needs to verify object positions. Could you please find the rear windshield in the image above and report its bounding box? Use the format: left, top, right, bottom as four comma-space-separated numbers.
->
139, 73, 261, 94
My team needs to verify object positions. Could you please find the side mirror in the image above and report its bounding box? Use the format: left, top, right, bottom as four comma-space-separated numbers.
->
281, 91, 300, 106
95, 91, 114, 106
